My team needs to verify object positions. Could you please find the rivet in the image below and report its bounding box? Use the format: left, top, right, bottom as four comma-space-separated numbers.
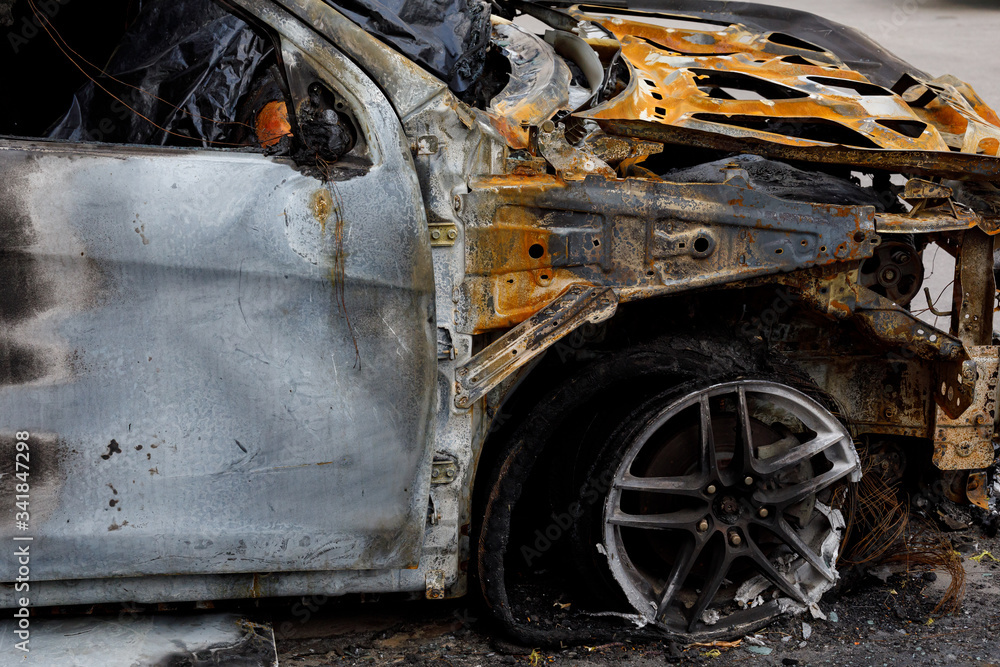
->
706, 484, 717, 495
758, 508, 769, 519
729, 531, 742, 547
697, 519, 709, 533
447, 230, 458, 240
744, 476, 754, 486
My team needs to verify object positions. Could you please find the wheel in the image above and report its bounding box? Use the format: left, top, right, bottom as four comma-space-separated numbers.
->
475, 335, 860, 645
588, 380, 860, 639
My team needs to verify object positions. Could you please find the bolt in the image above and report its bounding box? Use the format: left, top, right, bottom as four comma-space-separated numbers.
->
962, 361, 977, 382
744, 476, 754, 486
431, 230, 441, 240
758, 508, 769, 519
697, 519, 709, 533
432, 469, 440, 479
446, 469, 455, 479
729, 531, 742, 547
706, 484, 717, 495
447, 229, 458, 241
885, 406, 897, 419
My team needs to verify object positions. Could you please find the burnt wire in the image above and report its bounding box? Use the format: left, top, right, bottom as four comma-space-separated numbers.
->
326, 182, 361, 369
880, 520, 966, 616
840, 446, 909, 566
840, 445, 966, 615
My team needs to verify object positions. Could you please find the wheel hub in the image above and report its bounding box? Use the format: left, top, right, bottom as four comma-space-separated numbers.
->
714, 494, 744, 524
859, 240, 923, 306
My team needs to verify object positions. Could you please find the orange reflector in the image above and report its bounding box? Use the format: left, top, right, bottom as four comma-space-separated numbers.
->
256, 100, 292, 148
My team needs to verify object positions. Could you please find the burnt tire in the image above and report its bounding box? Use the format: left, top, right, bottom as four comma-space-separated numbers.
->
474, 334, 858, 645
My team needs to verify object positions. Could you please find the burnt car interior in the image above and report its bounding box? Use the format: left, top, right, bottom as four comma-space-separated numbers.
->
4, 0, 371, 173
1, 0, 998, 657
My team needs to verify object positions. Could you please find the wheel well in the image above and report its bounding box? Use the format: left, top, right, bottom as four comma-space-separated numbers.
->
471, 285, 814, 503
468, 317, 854, 644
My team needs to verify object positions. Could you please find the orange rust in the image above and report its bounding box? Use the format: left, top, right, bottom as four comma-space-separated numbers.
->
569, 7, 1000, 159
485, 270, 582, 331
256, 100, 293, 148
312, 189, 333, 234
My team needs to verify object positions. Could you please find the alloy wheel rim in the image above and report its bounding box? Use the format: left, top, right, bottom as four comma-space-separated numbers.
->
602, 380, 860, 635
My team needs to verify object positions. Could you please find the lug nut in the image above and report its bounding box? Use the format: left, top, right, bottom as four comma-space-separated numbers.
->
758, 508, 769, 519
697, 519, 709, 533
744, 476, 754, 486
729, 531, 742, 547
706, 484, 717, 495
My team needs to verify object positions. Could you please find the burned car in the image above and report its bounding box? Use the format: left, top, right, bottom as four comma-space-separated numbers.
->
1, 0, 998, 656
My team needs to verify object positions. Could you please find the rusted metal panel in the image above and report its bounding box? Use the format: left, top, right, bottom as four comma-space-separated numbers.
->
951, 228, 996, 348
933, 346, 999, 471
487, 20, 572, 149
454, 284, 618, 408
565, 7, 1000, 181
460, 165, 878, 332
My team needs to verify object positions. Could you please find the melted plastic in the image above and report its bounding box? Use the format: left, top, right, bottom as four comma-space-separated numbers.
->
324, 0, 492, 95
48, 0, 272, 147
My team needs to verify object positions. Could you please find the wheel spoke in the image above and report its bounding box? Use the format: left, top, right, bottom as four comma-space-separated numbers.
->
755, 463, 855, 507
687, 543, 731, 632
699, 394, 718, 475
756, 431, 846, 475
608, 506, 706, 531
616, 472, 706, 497
735, 386, 756, 477
745, 538, 808, 604
654, 533, 708, 619
773, 517, 837, 582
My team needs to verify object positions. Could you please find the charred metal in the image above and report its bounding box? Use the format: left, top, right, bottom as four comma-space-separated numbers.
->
0, 0, 997, 655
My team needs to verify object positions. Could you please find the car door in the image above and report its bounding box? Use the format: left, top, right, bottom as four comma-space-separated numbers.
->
0, 8, 437, 587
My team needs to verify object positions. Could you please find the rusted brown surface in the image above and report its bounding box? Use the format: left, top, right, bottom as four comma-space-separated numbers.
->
967, 471, 991, 511
565, 7, 1000, 180
461, 169, 878, 333
456, 5, 1000, 488
950, 228, 996, 348
933, 346, 998, 471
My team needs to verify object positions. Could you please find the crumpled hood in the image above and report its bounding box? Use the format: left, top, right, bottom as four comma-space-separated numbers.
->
574, 6, 1000, 157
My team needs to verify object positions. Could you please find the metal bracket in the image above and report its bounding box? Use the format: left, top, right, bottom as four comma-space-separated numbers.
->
431, 459, 458, 484
536, 121, 616, 181
933, 345, 998, 471
425, 569, 446, 600
847, 284, 975, 418
429, 222, 458, 247
454, 284, 619, 408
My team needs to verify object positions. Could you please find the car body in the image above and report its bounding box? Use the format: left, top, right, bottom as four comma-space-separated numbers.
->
1, 0, 997, 653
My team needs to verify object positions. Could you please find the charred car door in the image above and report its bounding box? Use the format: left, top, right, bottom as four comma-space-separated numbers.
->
0, 7, 436, 586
